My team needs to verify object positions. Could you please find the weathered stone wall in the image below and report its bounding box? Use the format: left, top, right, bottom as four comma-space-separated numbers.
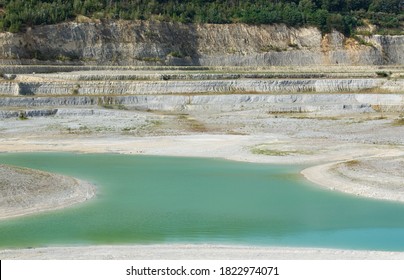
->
1, 94, 402, 117
1, 78, 401, 96
0, 21, 402, 66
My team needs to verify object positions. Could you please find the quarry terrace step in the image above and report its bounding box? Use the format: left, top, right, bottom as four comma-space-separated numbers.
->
0, 78, 403, 96
1, 93, 403, 118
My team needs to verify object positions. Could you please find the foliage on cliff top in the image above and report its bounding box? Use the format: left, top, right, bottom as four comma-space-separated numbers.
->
0, 0, 402, 35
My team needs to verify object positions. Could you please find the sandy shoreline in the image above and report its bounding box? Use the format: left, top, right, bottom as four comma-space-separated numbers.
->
0, 105, 403, 259
301, 155, 404, 203
0, 135, 403, 259
2, 244, 404, 260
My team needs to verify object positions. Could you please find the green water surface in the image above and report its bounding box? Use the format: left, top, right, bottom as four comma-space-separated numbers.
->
1, 152, 404, 251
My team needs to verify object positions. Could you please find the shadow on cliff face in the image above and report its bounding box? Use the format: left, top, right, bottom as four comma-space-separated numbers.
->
95, 20, 202, 66
12, 20, 202, 66
4, 20, 404, 66
142, 21, 201, 66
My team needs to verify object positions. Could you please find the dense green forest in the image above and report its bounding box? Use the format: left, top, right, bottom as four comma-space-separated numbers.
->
0, 0, 402, 35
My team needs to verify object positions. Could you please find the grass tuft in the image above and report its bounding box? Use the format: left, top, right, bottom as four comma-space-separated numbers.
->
251, 148, 290, 156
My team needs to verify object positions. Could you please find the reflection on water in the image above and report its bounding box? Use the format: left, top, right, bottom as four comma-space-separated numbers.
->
1, 152, 404, 251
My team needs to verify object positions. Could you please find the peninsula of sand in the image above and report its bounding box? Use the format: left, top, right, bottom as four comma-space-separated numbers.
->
0, 65, 403, 259
0, 164, 95, 220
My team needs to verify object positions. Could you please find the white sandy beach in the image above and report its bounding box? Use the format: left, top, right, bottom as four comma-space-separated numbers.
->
2, 244, 404, 260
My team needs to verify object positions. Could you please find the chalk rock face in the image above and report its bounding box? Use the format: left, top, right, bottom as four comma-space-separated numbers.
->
0, 21, 402, 66
1, 94, 402, 116
0, 78, 398, 97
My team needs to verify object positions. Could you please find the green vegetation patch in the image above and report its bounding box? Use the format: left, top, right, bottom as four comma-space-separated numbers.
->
100, 104, 128, 110
17, 111, 28, 120
0, 1, 402, 36
344, 159, 360, 167
177, 115, 208, 132
375, 71, 392, 78
251, 145, 314, 156
251, 147, 291, 156
392, 116, 404, 126
65, 125, 91, 134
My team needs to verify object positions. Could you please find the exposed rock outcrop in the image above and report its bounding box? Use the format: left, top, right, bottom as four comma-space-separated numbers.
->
0, 21, 403, 66
0, 78, 397, 96
1, 93, 402, 119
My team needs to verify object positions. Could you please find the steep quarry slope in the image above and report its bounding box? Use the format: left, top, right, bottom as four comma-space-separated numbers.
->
0, 21, 403, 66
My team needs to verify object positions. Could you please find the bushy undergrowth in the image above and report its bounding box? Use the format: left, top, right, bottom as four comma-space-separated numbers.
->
0, 0, 402, 36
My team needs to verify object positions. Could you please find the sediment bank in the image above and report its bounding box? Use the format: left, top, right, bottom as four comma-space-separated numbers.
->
0, 164, 95, 220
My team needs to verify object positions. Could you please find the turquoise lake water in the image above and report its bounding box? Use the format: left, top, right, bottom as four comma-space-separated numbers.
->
1, 152, 404, 251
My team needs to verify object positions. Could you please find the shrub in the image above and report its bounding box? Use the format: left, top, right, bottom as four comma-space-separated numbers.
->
375, 71, 391, 77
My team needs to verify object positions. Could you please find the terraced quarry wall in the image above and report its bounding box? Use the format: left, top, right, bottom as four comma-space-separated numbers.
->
1, 78, 401, 96
0, 67, 403, 118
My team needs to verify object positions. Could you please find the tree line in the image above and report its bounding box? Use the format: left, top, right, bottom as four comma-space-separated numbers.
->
0, 0, 402, 35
